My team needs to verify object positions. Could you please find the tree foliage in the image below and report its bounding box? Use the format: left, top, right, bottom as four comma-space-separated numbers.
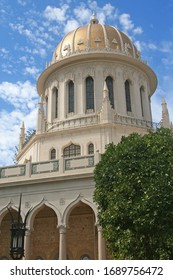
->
24, 129, 36, 145
94, 128, 173, 259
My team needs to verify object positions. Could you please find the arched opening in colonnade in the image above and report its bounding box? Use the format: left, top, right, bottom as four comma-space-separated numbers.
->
66, 202, 98, 260
0, 209, 19, 260
30, 205, 59, 260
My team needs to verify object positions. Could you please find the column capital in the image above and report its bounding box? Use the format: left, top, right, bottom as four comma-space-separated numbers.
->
97, 224, 106, 260
25, 228, 31, 236
59, 224, 67, 260
95, 223, 103, 231
58, 224, 67, 234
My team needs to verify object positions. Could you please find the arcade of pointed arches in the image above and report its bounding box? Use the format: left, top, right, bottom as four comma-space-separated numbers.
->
0, 197, 107, 260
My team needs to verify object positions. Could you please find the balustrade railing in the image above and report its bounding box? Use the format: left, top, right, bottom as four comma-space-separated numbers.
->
47, 113, 160, 132
0, 154, 99, 182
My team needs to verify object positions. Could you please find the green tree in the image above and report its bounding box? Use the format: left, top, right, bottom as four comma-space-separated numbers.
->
94, 128, 173, 259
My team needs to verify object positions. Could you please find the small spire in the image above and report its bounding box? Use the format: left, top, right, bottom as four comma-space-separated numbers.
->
103, 81, 109, 98
37, 98, 45, 134
161, 97, 170, 128
21, 121, 25, 129
90, 12, 99, 24
161, 96, 166, 105
100, 81, 114, 123
20, 121, 25, 137
19, 121, 25, 152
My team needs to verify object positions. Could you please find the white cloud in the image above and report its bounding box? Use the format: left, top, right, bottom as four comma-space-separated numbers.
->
10, 23, 32, 38
43, 5, 69, 22
133, 26, 143, 35
34, 48, 47, 58
9, 23, 49, 48
73, 5, 91, 24
17, 0, 27, 6
148, 43, 157, 50
1, 63, 13, 74
0, 108, 37, 166
24, 66, 40, 78
136, 41, 158, 53
0, 48, 9, 58
85, 1, 117, 24
160, 41, 173, 53
119, 13, 134, 31
0, 80, 38, 111
162, 58, 173, 66
134, 41, 142, 52
103, 3, 116, 17
64, 19, 79, 34
0, 81, 38, 166
0, 109, 23, 166
20, 55, 27, 62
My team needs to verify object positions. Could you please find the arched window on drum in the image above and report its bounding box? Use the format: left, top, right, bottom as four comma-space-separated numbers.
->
68, 80, 74, 113
86, 76, 94, 111
52, 87, 58, 119
125, 80, 132, 112
50, 148, 56, 160
88, 143, 94, 155
105, 76, 114, 109
63, 144, 81, 158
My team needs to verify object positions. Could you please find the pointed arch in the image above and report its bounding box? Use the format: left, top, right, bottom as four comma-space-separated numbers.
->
62, 194, 98, 226
140, 85, 145, 117
0, 203, 24, 226
27, 199, 61, 230
45, 95, 48, 119
88, 142, 94, 155
52, 87, 58, 119
125, 79, 132, 112
63, 143, 81, 158
0, 206, 23, 260
50, 148, 56, 160
68, 80, 74, 113
105, 76, 114, 109
86, 76, 94, 111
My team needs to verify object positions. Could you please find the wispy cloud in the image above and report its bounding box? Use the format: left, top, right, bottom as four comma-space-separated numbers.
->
64, 19, 79, 34
24, 66, 40, 79
17, 0, 28, 6
119, 13, 134, 31
0, 80, 38, 165
0, 80, 38, 111
0, 108, 37, 166
43, 5, 69, 22
0, 48, 9, 58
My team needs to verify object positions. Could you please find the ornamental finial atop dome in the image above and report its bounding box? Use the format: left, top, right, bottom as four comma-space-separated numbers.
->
90, 12, 99, 24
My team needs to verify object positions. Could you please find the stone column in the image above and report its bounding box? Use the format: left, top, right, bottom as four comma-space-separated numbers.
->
24, 229, 31, 260
59, 225, 67, 260
97, 225, 106, 260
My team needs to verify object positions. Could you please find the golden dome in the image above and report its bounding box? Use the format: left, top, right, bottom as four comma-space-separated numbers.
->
53, 16, 140, 62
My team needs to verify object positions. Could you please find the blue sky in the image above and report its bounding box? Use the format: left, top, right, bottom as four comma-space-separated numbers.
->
0, 0, 173, 166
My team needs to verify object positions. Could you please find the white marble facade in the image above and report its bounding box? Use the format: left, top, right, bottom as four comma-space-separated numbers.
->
1, 16, 169, 260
